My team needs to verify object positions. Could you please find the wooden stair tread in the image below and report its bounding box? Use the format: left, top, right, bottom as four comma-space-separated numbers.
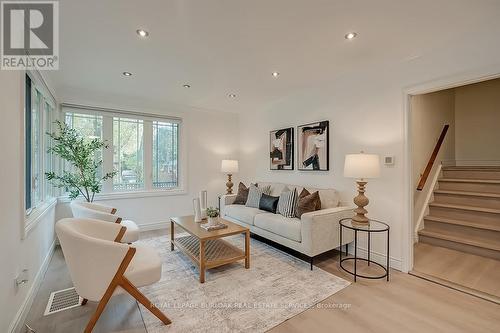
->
439, 178, 500, 184
442, 166, 500, 171
424, 215, 500, 232
418, 229, 500, 251
429, 202, 500, 214
433, 190, 500, 198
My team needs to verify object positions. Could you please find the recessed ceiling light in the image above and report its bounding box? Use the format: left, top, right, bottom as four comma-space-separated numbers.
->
183, 84, 191, 88
272, 72, 280, 78
345, 32, 357, 40
228, 93, 237, 98
136, 29, 149, 38
122, 71, 132, 76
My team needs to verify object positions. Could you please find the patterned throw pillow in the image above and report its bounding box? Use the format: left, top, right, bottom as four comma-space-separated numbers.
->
277, 188, 298, 218
245, 184, 271, 208
296, 188, 322, 218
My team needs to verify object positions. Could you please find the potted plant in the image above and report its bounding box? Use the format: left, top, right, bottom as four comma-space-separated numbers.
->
206, 207, 219, 226
45, 120, 116, 202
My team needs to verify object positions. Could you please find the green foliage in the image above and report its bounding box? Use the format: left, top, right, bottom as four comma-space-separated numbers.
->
45, 120, 116, 202
206, 207, 219, 218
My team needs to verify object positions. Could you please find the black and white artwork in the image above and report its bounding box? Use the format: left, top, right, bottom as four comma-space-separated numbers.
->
298, 121, 329, 171
269, 127, 294, 170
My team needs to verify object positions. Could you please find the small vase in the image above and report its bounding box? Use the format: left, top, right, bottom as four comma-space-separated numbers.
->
208, 217, 218, 226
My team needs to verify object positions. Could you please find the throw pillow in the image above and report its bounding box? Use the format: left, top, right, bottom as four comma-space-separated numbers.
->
277, 188, 298, 218
233, 182, 251, 205
296, 190, 322, 218
259, 193, 280, 213
246, 184, 270, 208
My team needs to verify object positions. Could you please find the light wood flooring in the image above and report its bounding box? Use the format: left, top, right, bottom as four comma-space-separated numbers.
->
23, 229, 500, 333
413, 242, 500, 299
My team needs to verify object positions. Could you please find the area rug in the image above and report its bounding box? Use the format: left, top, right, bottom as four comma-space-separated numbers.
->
137, 234, 350, 333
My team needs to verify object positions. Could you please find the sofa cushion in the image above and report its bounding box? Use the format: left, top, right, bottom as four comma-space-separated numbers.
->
277, 188, 298, 218
254, 213, 302, 242
223, 204, 267, 225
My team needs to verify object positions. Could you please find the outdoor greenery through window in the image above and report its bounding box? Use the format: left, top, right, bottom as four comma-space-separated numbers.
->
61, 107, 181, 195
113, 117, 144, 190
153, 121, 179, 188
25, 74, 56, 214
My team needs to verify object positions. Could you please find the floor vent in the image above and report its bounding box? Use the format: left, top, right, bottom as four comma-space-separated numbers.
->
44, 287, 82, 316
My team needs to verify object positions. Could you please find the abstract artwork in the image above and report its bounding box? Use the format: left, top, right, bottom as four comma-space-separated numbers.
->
298, 121, 329, 171
270, 127, 294, 170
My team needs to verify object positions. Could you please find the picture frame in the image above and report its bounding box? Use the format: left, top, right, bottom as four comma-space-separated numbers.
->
269, 127, 294, 170
297, 121, 329, 171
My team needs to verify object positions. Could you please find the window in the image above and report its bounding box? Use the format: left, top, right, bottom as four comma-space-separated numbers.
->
113, 117, 144, 190
25, 74, 56, 214
61, 106, 181, 196
153, 121, 178, 189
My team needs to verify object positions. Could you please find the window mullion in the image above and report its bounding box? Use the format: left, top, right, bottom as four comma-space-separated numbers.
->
102, 115, 113, 193
143, 120, 153, 190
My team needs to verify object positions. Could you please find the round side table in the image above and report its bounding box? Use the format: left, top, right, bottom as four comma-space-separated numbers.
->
339, 218, 390, 282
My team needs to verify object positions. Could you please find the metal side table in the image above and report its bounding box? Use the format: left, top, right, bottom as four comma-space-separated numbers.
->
339, 218, 390, 282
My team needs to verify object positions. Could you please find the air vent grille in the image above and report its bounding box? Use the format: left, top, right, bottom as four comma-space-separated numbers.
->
44, 287, 82, 316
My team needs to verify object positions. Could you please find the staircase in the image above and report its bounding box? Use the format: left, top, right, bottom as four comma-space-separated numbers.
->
418, 166, 500, 260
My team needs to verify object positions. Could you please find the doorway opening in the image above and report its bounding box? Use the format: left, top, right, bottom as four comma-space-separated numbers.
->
409, 77, 500, 302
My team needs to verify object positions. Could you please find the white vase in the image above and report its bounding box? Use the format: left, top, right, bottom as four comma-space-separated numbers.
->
208, 217, 218, 226
193, 198, 202, 222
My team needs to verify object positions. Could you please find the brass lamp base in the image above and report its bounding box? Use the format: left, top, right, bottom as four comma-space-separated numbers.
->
352, 180, 370, 225
226, 174, 234, 194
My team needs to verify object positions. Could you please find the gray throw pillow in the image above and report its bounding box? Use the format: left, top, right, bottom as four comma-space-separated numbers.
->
277, 188, 298, 218
245, 184, 271, 208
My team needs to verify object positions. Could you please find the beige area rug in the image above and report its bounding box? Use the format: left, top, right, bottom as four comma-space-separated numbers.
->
137, 234, 350, 333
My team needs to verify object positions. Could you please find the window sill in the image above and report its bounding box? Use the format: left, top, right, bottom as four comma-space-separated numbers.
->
24, 198, 57, 239
57, 188, 188, 203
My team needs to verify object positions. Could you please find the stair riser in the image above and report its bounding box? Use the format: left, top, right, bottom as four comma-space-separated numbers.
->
429, 206, 500, 224
438, 181, 500, 194
418, 235, 500, 260
442, 170, 500, 180
424, 220, 500, 241
433, 193, 500, 209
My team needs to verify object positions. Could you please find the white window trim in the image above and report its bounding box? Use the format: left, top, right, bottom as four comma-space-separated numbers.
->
22, 70, 59, 239
59, 103, 187, 200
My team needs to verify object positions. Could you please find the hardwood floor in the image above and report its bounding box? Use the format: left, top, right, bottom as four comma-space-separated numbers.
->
413, 242, 500, 299
23, 230, 500, 333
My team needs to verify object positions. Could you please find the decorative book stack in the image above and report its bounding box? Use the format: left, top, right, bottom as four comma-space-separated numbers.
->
201, 223, 228, 231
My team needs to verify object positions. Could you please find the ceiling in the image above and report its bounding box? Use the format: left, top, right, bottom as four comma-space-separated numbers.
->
45, 0, 500, 113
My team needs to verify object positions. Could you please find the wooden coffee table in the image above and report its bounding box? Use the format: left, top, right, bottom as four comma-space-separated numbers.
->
170, 215, 250, 283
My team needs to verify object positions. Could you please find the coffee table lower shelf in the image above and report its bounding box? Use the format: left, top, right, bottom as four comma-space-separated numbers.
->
173, 235, 247, 282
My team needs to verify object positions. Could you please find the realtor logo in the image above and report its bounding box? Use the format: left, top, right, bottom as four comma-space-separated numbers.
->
1, 1, 59, 70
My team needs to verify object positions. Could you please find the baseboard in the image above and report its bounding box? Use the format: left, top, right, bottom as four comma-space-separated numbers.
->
9, 239, 56, 333
349, 245, 402, 271
139, 221, 169, 231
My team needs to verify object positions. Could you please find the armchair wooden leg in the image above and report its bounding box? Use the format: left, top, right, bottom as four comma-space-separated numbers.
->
83, 248, 171, 332
121, 277, 171, 325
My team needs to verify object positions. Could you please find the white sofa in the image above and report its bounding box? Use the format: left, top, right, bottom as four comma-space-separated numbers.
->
221, 182, 354, 268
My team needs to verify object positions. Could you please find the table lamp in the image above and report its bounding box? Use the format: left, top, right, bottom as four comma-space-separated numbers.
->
221, 160, 239, 194
344, 153, 380, 224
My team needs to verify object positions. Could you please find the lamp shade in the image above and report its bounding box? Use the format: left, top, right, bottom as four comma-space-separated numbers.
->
221, 160, 239, 173
344, 153, 380, 179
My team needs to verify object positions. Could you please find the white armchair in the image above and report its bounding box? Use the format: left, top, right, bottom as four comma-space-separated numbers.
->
55, 218, 171, 332
70, 201, 139, 243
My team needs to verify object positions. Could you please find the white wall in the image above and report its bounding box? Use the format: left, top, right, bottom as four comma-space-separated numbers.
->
411, 89, 455, 232
55, 105, 240, 228
455, 78, 500, 164
239, 49, 500, 271
0, 71, 57, 333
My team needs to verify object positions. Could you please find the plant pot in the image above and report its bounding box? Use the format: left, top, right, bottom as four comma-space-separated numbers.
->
208, 217, 218, 226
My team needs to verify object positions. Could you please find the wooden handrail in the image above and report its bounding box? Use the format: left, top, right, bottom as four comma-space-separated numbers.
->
417, 124, 449, 191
